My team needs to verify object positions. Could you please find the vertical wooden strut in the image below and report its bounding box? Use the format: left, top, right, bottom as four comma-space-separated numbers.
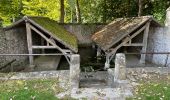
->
140, 22, 150, 64
26, 22, 33, 65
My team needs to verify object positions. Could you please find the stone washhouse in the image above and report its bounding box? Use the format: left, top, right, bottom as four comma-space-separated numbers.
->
0, 16, 79, 72
0, 8, 170, 99
92, 16, 162, 68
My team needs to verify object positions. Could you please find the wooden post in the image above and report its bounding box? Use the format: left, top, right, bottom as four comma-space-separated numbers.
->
140, 22, 150, 64
26, 22, 33, 65
104, 54, 110, 69
97, 47, 101, 57
41, 37, 45, 54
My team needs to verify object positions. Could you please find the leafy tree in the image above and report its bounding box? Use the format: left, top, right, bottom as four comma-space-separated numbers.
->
0, 0, 169, 26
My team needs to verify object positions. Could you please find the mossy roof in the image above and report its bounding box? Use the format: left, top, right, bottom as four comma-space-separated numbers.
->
4, 16, 78, 53
27, 16, 78, 52
92, 16, 161, 51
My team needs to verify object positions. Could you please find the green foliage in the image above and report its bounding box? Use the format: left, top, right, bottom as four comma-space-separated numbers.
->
0, 0, 23, 26
0, 0, 169, 26
22, 0, 60, 21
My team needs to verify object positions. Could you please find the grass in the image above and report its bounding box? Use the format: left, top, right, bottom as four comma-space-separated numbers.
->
127, 82, 170, 100
127, 73, 170, 100
0, 78, 65, 100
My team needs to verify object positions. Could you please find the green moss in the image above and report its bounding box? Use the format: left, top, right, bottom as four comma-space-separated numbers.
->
29, 17, 78, 52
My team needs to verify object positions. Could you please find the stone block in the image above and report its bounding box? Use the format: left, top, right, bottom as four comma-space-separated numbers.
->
114, 53, 126, 81
70, 54, 80, 89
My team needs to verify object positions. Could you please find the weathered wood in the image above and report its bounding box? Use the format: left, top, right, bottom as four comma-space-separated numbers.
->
123, 43, 143, 46
140, 22, 150, 64
104, 23, 148, 69
104, 54, 112, 69
32, 46, 60, 49
26, 22, 33, 65
97, 47, 102, 57
108, 23, 147, 57
63, 49, 72, 53
27, 18, 77, 52
41, 38, 45, 53
30, 24, 71, 64
29, 25, 63, 53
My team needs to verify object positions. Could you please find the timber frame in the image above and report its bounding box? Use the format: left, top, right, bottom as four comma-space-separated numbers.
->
3, 16, 78, 66
104, 21, 151, 69
25, 21, 72, 65
92, 16, 162, 69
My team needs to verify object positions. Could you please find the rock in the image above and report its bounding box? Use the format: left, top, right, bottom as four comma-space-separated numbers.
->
141, 74, 148, 78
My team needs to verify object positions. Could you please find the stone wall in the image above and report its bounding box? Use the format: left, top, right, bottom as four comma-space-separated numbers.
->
0, 29, 7, 66
61, 24, 105, 64
0, 26, 28, 69
61, 24, 105, 45
146, 27, 167, 65
147, 27, 170, 66
146, 8, 170, 66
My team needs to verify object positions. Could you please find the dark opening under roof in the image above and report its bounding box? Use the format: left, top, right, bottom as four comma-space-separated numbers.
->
92, 16, 162, 51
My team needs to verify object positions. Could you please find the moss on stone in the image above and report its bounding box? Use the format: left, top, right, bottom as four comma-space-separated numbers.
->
29, 17, 78, 52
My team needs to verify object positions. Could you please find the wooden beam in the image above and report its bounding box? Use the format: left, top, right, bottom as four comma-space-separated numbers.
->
29, 25, 64, 53
123, 43, 144, 46
41, 37, 45, 53
26, 22, 33, 65
32, 46, 60, 49
107, 23, 147, 57
63, 49, 72, 53
140, 22, 150, 64
29, 25, 71, 64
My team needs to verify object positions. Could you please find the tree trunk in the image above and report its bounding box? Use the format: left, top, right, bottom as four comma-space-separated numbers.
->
60, 0, 65, 23
103, 0, 106, 23
138, 0, 142, 16
19, 0, 23, 16
75, 0, 81, 23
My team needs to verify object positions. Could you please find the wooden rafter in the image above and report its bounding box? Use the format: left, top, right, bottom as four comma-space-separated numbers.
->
104, 21, 151, 69
29, 25, 63, 52
107, 22, 148, 57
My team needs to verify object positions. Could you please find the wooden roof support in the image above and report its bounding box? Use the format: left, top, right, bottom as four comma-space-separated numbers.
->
26, 22, 33, 65
30, 25, 63, 52
104, 22, 150, 69
29, 24, 71, 64
140, 22, 150, 64
123, 43, 144, 46
107, 23, 147, 57
32, 46, 63, 49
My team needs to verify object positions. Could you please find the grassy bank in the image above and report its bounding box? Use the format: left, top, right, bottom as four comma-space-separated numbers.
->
0, 78, 65, 100
127, 73, 170, 100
